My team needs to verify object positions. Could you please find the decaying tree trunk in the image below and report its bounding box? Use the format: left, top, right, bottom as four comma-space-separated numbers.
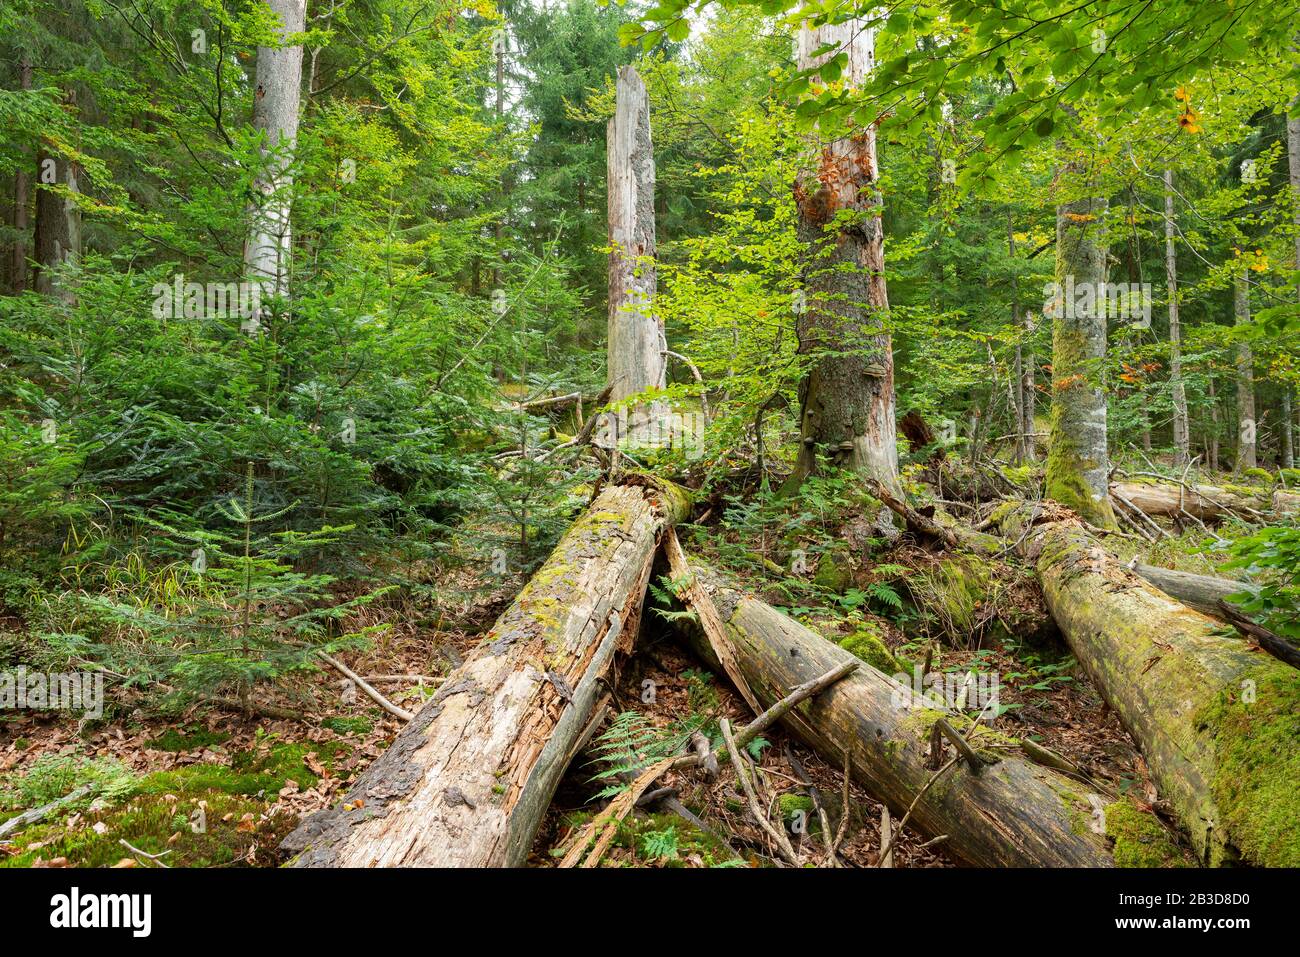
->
790, 20, 900, 492
1126, 560, 1260, 619
283, 478, 690, 867
606, 65, 666, 442
1110, 479, 1300, 521
674, 563, 1116, 867
997, 508, 1300, 867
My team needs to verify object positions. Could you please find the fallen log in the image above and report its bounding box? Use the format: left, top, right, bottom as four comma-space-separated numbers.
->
0, 784, 94, 842
1215, 601, 1300, 671
282, 477, 689, 867
997, 507, 1300, 867
1125, 560, 1261, 619
1110, 479, 1300, 522
673, 562, 1116, 867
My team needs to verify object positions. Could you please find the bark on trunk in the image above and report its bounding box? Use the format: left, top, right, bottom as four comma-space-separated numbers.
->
1009, 213, 1032, 464
1233, 274, 1256, 472
606, 65, 665, 441
674, 564, 1116, 867
1110, 479, 1300, 521
1126, 561, 1261, 619
996, 509, 1300, 866
1283, 386, 1295, 470
10, 57, 32, 294
1165, 169, 1190, 468
244, 0, 305, 309
1207, 375, 1220, 471
791, 20, 899, 492
33, 91, 80, 303
1045, 155, 1115, 527
282, 478, 690, 867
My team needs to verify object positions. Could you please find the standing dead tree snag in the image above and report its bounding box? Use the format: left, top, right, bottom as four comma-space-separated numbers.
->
607, 65, 666, 444
790, 20, 900, 493
282, 478, 690, 867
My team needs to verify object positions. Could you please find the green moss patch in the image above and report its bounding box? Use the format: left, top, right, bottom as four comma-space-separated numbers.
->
838, 625, 900, 674
145, 725, 231, 752
0, 788, 294, 868
1104, 800, 1190, 868
321, 716, 373, 736
1196, 666, 1300, 867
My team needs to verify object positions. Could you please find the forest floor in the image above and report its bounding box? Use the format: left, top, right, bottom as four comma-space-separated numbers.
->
2, 463, 1222, 868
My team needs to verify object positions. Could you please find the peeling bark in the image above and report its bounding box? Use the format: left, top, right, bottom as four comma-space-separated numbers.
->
791, 21, 899, 491
283, 479, 689, 867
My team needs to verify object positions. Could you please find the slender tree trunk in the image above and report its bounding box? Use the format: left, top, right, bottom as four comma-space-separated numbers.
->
1233, 274, 1256, 472
606, 65, 665, 441
244, 0, 306, 308
492, 27, 505, 290
1045, 152, 1115, 527
1283, 386, 1295, 470
1009, 212, 1030, 464
1165, 170, 1190, 468
791, 20, 899, 492
32, 92, 81, 304
1023, 309, 1038, 461
1286, 112, 1300, 469
10, 57, 32, 294
1208, 374, 1220, 471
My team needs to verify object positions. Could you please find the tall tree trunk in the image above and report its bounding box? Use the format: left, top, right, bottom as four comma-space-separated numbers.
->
244, 0, 306, 309
1009, 212, 1031, 464
1045, 154, 1115, 527
492, 26, 505, 290
10, 56, 32, 294
1286, 112, 1300, 470
1023, 309, 1038, 461
1233, 274, 1256, 472
1208, 374, 1220, 471
606, 65, 665, 441
791, 20, 899, 492
32, 144, 80, 303
1283, 386, 1295, 470
1165, 170, 1190, 468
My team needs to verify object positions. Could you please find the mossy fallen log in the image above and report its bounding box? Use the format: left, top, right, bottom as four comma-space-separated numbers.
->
673, 562, 1116, 867
1125, 560, 1260, 619
1110, 479, 1300, 521
997, 507, 1300, 867
281, 477, 689, 867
